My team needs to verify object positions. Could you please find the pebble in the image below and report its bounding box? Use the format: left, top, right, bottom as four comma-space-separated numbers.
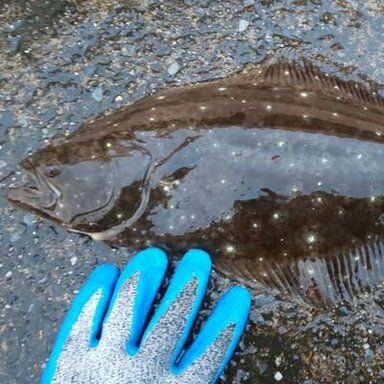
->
70, 256, 77, 266
168, 62, 180, 76
22, 214, 36, 226
238, 19, 250, 33
84, 64, 98, 76
243, 0, 255, 6
364, 347, 375, 363
10, 233, 21, 243
254, 293, 275, 308
0, 160, 7, 168
92, 87, 103, 102
0, 110, 15, 130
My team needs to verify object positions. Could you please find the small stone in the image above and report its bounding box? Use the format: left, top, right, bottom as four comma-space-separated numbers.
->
155, 43, 170, 57
238, 19, 250, 33
23, 214, 36, 226
168, 62, 180, 76
10, 233, 21, 243
70, 256, 77, 266
84, 64, 98, 76
9, 35, 22, 53
0, 110, 15, 130
0, 160, 6, 168
92, 87, 103, 102
254, 293, 275, 308
330, 338, 339, 347
5, 271, 12, 279
365, 347, 375, 363
114, 95, 123, 102
274, 371, 283, 381
243, 0, 254, 5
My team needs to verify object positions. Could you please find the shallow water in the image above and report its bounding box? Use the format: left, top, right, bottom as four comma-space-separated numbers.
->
1, 0, 384, 383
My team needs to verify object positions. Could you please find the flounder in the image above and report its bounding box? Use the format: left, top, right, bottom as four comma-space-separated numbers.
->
8, 59, 384, 306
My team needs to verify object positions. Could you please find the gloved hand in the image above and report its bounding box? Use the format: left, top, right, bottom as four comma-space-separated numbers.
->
42, 248, 251, 384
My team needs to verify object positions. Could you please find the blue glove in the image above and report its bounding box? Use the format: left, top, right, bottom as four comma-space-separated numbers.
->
42, 248, 251, 384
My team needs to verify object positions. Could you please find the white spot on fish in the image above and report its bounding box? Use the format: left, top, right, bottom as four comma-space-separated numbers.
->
274, 371, 283, 381
306, 233, 316, 244
226, 245, 235, 253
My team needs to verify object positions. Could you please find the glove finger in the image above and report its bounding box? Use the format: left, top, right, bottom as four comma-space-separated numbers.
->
141, 249, 211, 366
177, 286, 251, 384
41, 264, 119, 384
99, 247, 168, 355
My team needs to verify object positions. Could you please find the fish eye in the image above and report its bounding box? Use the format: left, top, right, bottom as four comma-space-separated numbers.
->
43, 166, 60, 178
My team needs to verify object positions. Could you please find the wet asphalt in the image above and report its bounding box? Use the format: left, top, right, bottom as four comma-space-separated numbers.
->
1, 1, 384, 383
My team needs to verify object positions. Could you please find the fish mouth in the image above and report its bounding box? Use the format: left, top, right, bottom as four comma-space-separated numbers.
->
8, 159, 60, 212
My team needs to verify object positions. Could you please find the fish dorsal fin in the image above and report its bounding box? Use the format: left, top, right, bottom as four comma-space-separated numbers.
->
233, 57, 384, 109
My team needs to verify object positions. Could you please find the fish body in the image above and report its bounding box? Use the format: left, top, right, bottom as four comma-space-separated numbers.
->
8, 59, 384, 306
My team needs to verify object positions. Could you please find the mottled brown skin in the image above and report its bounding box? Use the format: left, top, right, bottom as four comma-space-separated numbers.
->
8, 59, 384, 305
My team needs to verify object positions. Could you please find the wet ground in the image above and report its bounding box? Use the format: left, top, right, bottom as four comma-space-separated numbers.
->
1, 0, 384, 383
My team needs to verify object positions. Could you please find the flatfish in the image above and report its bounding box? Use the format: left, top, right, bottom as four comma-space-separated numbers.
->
8, 59, 384, 306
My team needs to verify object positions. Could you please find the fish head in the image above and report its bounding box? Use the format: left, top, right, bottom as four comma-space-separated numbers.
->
7, 136, 148, 230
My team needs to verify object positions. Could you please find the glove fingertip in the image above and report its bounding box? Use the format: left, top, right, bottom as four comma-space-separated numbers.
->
178, 249, 212, 279
90, 264, 120, 285
218, 286, 251, 321
123, 247, 168, 276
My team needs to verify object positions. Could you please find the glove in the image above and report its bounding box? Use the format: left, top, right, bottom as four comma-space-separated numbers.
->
41, 248, 251, 384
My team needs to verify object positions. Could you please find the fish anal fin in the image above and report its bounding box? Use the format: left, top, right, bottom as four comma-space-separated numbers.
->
214, 239, 384, 308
